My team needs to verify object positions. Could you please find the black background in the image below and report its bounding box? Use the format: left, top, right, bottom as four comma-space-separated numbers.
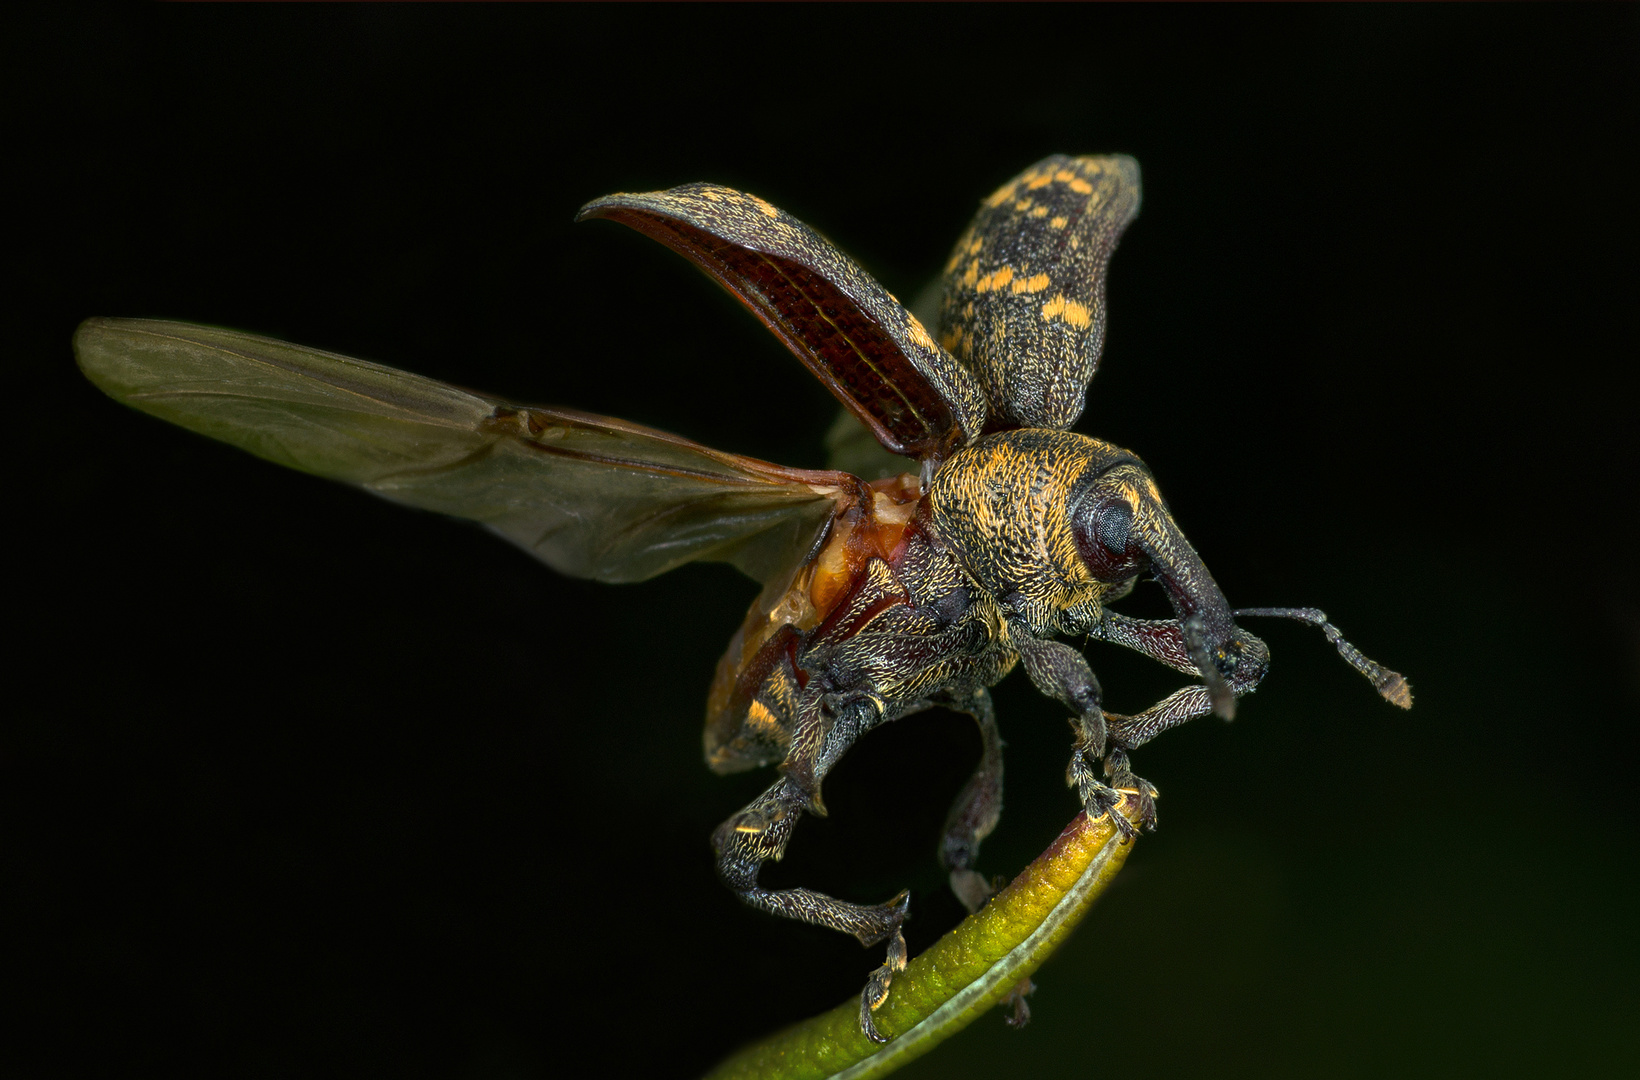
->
11, 6, 1638, 1079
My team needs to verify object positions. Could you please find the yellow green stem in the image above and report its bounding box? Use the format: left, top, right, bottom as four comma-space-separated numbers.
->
704, 798, 1142, 1080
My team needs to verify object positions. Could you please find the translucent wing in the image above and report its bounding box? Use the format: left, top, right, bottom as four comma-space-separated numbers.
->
579, 184, 988, 463
938, 155, 1142, 431
74, 318, 859, 586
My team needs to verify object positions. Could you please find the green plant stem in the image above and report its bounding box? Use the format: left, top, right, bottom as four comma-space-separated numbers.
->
704, 798, 1142, 1080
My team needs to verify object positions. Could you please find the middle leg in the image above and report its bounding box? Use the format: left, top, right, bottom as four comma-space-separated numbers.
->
934, 686, 1005, 913
932, 685, 1035, 1026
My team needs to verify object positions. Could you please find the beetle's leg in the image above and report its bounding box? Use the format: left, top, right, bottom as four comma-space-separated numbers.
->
1104, 686, 1214, 750
1010, 630, 1152, 836
934, 686, 1004, 913
713, 772, 911, 1043
1093, 611, 1269, 754
928, 683, 1038, 1033
1094, 611, 1269, 686
1003, 978, 1036, 1028
858, 922, 911, 1043
780, 686, 887, 817
777, 691, 835, 817
714, 697, 911, 1044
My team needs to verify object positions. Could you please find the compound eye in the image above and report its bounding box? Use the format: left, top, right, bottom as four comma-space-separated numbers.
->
1073, 493, 1141, 582
1097, 502, 1132, 555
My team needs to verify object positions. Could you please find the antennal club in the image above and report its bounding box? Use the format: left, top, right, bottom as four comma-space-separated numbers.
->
1233, 608, 1413, 708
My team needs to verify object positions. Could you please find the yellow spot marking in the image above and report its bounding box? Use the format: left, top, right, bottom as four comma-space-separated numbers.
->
945, 247, 963, 274
963, 259, 979, 288
1050, 215, 1068, 229
1069, 177, 1094, 195
749, 194, 779, 218
985, 181, 1019, 207
1055, 169, 1077, 182
941, 328, 961, 351
968, 236, 983, 255
976, 265, 1015, 294
700, 189, 724, 202
1027, 174, 1053, 190
963, 302, 974, 318
1029, 205, 1049, 218
906, 314, 935, 351
1043, 291, 1095, 329
748, 699, 780, 731
1014, 199, 1033, 212
1012, 272, 1051, 295
1069, 235, 1082, 250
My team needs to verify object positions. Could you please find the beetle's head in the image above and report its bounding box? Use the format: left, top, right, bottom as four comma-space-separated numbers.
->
1067, 458, 1268, 716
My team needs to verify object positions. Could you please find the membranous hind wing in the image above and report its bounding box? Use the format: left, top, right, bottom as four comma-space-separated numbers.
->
939, 155, 1141, 431
578, 185, 987, 464
74, 318, 860, 587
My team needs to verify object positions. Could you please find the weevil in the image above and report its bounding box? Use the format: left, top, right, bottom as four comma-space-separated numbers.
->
76, 155, 1410, 1043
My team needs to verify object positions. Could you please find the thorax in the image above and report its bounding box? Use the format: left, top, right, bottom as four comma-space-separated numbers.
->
704, 472, 1012, 772
927, 428, 1125, 636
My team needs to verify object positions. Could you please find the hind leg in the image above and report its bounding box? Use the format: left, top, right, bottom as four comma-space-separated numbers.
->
711, 697, 911, 1044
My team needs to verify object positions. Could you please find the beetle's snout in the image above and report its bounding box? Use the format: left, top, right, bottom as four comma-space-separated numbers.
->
1127, 506, 1272, 717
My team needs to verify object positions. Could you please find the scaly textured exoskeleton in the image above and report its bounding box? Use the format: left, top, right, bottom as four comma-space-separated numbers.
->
75, 155, 1410, 1045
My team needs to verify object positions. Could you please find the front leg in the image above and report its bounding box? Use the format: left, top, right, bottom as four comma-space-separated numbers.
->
1094, 611, 1269, 703
1011, 629, 1156, 835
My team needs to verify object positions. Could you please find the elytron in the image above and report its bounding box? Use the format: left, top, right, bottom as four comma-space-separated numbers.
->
77, 155, 1409, 1042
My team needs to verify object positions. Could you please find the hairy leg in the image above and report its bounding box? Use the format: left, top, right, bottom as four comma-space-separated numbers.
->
935, 686, 1004, 912
1010, 630, 1153, 836
1093, 610, 1268, 759
930, 685, 1037, 1028
712, 696, 912, 1043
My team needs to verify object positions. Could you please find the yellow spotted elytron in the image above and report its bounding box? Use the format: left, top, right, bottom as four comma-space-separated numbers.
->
76, 155, 1410, 1044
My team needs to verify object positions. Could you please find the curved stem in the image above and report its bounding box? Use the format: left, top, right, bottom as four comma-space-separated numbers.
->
704, 797, 1143, 1080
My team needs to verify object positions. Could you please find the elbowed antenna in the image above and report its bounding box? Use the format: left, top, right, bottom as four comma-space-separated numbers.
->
1232, 608, 1413, 708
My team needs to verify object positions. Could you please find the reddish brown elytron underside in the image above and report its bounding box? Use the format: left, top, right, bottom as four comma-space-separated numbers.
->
705, 474, 923, 769
595, 210, 958, 459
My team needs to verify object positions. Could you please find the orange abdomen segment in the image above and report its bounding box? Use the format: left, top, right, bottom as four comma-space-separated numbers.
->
704, 473, 922, 774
